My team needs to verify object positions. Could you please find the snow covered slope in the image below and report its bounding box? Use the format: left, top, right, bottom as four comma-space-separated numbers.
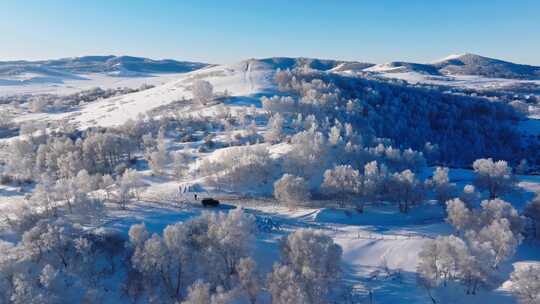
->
432, 53, 540, 79
16, 59, 276, 128
354, 53, 540, 80
0, 55, 208, 90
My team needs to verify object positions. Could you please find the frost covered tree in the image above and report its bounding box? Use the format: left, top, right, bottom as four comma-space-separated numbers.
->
128, 223, 150, 247
181, 280, 211, 304
417, 235, 470, 291
446, 198, 473, 235
362, 160, 388, 202
509, 265, 540, 304
101, 174, 115, 201
203, 208, 256, 284
472, 158, 515, 199
264, 113, 285, 143
388, 169, 425, 213
524, 194, 540, 239
328, 125, 343, 147
417, 234, 493, 296
30, 97, 49, 113
267, 264, 308, 304
459, 184, 479, 208
147, 132, 170, 175
173, 149, 191, 178
192, 80, 214, 105
285, 128, 329, 181
0, 110, 12, 129
261, 95, 297, 114
278, 229, 342, 304
446, 198, 524, 237
429, 167, 456, 205
236, 257, 260, 304
466, 218, 518, 270
426, 197, 525, 296
321, 165, 362, 211
273, 174, 311, 207
117, 169, 145, 208
479, 199, 524, 236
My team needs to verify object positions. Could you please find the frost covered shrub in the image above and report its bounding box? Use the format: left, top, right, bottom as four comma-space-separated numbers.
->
261, 95, 298, 114
192, 80, 214, 105
273, 174, 310, 207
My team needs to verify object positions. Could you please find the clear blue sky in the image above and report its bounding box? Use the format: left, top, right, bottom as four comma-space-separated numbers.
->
1, 0, 539, 65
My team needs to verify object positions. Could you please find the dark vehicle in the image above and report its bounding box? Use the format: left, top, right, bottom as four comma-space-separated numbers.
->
201, 198, 219, 207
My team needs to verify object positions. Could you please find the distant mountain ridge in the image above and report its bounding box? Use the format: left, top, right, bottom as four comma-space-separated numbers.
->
1, 53, 538, 87
432, 53, 540, 79
363, 53, 540, 79
0, 55, 209, 79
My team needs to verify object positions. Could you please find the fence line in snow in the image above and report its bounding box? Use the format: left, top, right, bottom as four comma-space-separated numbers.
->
330, 228, 435, 241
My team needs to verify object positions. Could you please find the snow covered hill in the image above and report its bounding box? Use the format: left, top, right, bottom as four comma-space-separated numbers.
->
368, 53, 540, 80
15, 56, 369, 128
23, 58, 276, 128
364, 61, 441, 75
0, 55, 208, 89
432, 53, 540, 79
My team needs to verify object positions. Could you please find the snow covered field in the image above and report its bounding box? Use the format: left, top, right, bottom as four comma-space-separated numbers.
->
0, 72, 189, 96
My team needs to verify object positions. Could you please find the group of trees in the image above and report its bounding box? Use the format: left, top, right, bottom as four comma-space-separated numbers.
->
7, 167, 146, 236
0, 219, 118, 303
413, 157, 537, 303
1, 192, 344, 304
128, 208, 256, 302
269, 68, 538, 167
6, 130, 138, 181
269, 153, 519, 215
418, 197, 525, 298
128, 209, 343, 303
